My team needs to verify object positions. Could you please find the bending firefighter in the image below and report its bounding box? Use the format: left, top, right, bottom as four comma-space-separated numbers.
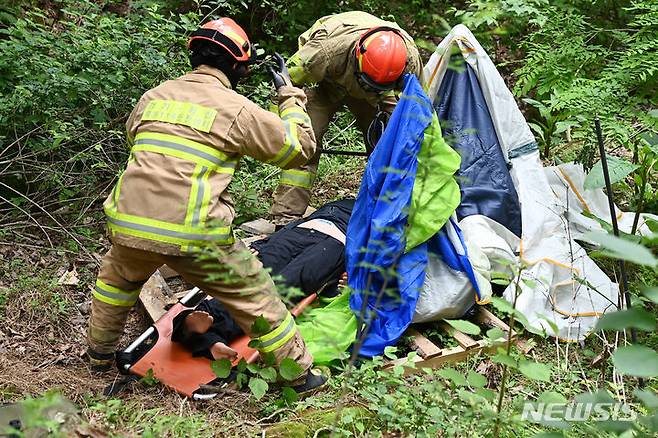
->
86, 18, 326, 393
269, 11, 423, 225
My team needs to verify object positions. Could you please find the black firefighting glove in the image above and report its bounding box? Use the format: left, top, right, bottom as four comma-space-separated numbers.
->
366, 110, 390, 153
268, 53, 292, 90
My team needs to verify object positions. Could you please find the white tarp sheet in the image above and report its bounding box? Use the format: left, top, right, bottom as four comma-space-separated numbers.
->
420, 24, 656, 340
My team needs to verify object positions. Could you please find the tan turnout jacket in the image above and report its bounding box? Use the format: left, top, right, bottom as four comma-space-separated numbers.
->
104, 65, 315, 255
288, 11, 424, 112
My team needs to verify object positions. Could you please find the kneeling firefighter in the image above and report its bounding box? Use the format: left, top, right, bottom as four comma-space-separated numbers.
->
269, 11, 424, 225
86, 18, 326, 393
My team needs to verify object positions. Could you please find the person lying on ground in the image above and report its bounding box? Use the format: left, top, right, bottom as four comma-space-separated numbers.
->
171, 199, 354, 360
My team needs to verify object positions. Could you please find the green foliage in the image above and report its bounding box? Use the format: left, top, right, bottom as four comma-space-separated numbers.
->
584, 157, 639, 190
595, 307, 657, 332
445, 318, 481, 335
0, 0, 198, 217
612, 345, 658, 378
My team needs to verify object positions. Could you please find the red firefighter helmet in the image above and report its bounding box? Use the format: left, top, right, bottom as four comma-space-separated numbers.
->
188, 18, 254, 63
355, 26, 408, 91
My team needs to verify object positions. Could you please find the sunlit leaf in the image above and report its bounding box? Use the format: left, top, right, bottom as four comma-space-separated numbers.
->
438, 368, 467, 386
595, 308, 656, 332
641, 287, 658, 304
466, 371, 487, 388
279, 358, 304, 381
210, 358, 232, 379
445, 319, 481, 335
584, 231, 658, 268
518, 360, 551, 382
612, 345, 658, 377
248, 377, 268, 400
584, 157, 639, 190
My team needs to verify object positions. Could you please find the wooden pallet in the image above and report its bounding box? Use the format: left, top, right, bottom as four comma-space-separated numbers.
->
385, 307, 515, 374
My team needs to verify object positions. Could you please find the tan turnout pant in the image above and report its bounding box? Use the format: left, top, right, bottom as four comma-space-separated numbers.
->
270, 84, 376, 223
88, 241, 313, 371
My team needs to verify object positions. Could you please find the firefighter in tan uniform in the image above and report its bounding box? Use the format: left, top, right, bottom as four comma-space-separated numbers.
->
87, 18, 326, 393
269, 11, 424, 224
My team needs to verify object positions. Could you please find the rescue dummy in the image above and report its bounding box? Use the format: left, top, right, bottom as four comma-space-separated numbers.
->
170, 200, 355, 362
86, 18, 327, 393
269, 11, 423, 225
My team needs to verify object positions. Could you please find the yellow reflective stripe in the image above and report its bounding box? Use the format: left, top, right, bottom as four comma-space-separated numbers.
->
133, 132, 237, 173
280, 107, 311, 126
93, 280, 140, 307
185, 164, 212, 227
222, 29, 250, 57
141, 100, 217, 133
104, 207, 234, 248
267, 121, 302, 168
280, 169, 315, 189
256, 312, 296, 353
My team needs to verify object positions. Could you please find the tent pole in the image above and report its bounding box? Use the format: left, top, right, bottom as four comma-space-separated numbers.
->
594, 118, 641, 374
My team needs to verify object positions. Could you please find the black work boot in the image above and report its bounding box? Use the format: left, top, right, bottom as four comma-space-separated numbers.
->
86, 348, 115, 372
291, 368, 329, 395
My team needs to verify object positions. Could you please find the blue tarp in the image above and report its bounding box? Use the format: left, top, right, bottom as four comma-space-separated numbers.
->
346, 75, 432, 357
434, 61, 522, 237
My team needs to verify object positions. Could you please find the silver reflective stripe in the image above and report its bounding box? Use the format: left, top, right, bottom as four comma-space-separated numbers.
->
259, 316, 295, 350
134, 138, 236, 169
107, 216, 231, 241
94, 285, 138, 302
191, 166, 210, 227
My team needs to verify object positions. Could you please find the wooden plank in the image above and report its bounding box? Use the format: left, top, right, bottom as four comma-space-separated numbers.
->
438, 321, 479, 350
474, 307, 511, 332
239, 218, 275, 235
158, 264, 180, 279
242, 235, 266, 246
138, 270, 175, 321
302, 206, 317, 218
407, 328, 442, 358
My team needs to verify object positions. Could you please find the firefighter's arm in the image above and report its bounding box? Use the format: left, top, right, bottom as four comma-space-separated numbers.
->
125, 96, 148, 147
233, 88, 316, 169
288, 32, 330, 86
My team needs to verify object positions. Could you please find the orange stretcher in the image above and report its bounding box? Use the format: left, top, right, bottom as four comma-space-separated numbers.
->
118, 288, 317, 399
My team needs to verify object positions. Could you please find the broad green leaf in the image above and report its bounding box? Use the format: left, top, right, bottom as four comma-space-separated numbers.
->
210, 358, 232, 379
584, 231, 658, 268
492, 351, 517, 368
645, 218, 658, 233
247, 363, 260, 374
281, 387, 298, 404
612, 345, 658, 377
258, 367, 277, 382
466, 371, 487, 388
584, 157, 639, 190
531, 433, 564, 438
445, 319, 481, 335
595, 308, 656, 332
251, 316, 271, 336
262, 352, 276, 367
538, 391, 567, 404
438, 368, 467, 386
279, 358, 304, 381
486, 327, 505, 341
641, 286, 658, 304
518, 360, 551, 382
236, 359, 247, 373
491, 297, 515, 315
248, 377, 268, 400
383, 345, 398, 359
475, 387, 496, 402
634, 389, 658, 408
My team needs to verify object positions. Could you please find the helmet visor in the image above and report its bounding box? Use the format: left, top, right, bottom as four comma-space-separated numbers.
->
355, 71, 397, 93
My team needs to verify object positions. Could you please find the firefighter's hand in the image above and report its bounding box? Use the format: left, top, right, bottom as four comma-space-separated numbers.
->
366, 111, 390, 153
268, 53, 292, 90
210, 342, 238, 361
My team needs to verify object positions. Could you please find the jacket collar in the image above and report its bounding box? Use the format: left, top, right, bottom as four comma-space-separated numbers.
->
187, 65, 233, 89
